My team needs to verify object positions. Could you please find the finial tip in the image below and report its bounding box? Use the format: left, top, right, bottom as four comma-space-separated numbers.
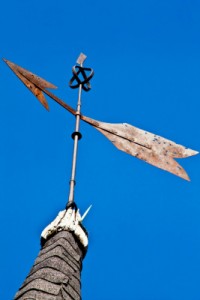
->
76, 53, 87, 65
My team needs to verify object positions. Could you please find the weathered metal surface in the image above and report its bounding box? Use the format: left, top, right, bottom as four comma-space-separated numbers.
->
81, 116, 198, 181
3, 58, 198, 181
3, 58, 77, 115
3, 59, 57, 111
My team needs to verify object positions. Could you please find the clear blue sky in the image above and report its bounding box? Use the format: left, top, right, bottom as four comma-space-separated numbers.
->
0, 1, 200, 299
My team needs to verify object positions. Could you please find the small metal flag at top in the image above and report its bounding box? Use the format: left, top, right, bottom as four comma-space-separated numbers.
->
3, 55, 198, 194
76, 53, 87, 65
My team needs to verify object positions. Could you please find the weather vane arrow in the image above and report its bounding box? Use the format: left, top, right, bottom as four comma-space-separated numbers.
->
3, 54, 198, 198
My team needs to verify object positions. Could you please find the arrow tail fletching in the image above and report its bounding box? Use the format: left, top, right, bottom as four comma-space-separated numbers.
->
81, 116, 198, 181
96, 126, 190, 180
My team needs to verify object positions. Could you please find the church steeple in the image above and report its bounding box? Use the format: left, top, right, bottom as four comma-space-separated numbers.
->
14, 203, 88, 300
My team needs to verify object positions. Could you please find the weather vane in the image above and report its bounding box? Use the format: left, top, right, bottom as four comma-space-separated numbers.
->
3, 53, 198, 207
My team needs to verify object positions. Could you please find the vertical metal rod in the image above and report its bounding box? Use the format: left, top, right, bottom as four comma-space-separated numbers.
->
68, 71, 83, 205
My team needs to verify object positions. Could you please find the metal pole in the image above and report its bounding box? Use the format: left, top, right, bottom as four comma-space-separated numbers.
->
67, 53, 94, 205
68, 65, 83, 205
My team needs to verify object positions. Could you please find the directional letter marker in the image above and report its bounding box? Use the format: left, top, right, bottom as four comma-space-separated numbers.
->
3, 54, 198, 200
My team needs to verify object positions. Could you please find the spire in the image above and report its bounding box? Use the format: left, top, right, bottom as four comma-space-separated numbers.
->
14, 204, 88, 300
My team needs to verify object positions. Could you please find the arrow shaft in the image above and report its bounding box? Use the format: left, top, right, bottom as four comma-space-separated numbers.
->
42, 88, 77, 116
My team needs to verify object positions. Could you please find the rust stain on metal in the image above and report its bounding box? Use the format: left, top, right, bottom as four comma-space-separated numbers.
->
3, 59, 57, 89
3, 58, 198, 181
81, 118, 198, 181
3, 59, 57, 110
3, 59, 77, 116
